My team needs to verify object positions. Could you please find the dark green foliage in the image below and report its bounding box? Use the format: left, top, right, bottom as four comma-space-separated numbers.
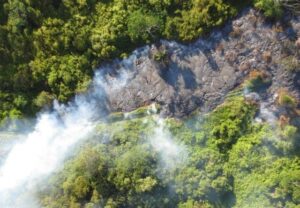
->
0, 0, 284, 123
244, 70, 272, 92
128, 10, 163, 43
34, 91, 55, 108
0, 0, 250, 123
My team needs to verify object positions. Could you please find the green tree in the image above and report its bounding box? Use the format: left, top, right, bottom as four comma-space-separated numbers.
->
128, 10, 163, 43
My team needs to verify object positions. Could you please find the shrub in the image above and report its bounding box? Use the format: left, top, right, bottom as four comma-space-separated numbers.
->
154, 50, 167, 62
152, 46, 169, 64
262, 51, 272, 63
34, 91, 55, 108
280, 124, 297, 139
244, 70, 271, 91
277, 88, 298, 108
230, 27, 243, 38
280, 55, 300, 72
254, 0, 283, 18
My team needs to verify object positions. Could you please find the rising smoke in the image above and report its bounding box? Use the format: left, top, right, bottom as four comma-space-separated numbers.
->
0, 46, 186, 208
150, 117, 187, 171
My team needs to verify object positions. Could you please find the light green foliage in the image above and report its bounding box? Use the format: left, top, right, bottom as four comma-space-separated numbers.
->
254, 0, 283, 18
208, 97, 257, 152
164, 0, 237, 41
37, 97, 300, 207
39, 116, 174, 207
224, 121, 300, 207
135, 176, 157, 193
34, 91, 54, 108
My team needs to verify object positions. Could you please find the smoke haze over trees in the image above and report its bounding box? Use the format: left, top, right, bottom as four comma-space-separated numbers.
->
0, 0, 300, 208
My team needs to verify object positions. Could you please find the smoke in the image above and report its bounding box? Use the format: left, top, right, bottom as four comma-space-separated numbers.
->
255, 102, 278, 125
0, 43, 188, 207
243, 90, 277, 125
149, 117, 187, 171
0, 111, 95, 207
0, 90, 99, 207
0, 47, 149, 208
0, 45, 187, 208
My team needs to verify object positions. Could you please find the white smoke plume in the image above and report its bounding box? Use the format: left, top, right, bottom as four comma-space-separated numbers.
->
255, 101, 278, 125
150, 117, 187, 171
244, 91, 278, 126
0, 47, 148, 208
0, 111, 95, 207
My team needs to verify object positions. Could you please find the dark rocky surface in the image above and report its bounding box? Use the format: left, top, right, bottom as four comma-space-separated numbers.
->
100, 8, 300, 117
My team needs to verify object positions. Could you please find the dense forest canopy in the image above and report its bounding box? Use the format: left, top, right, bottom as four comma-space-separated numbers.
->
0, 0, 286, 123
